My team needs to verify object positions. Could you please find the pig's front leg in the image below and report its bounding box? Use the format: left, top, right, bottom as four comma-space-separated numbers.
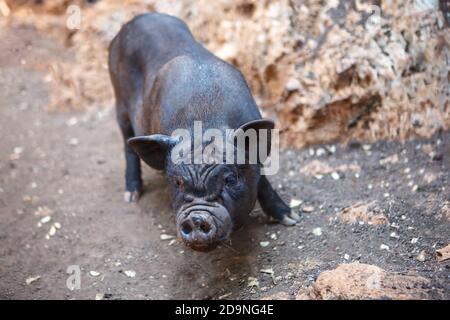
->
257, 175, 300, 226
117, 111, 142, 203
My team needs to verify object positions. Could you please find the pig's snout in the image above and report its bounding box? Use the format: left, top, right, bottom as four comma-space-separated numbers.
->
176, 203, 232, 252
180, 212, 217, 249
181, 213, 214, 235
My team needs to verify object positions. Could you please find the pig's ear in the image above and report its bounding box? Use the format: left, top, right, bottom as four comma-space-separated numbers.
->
238, 118, 275, 133
127, 134, 177, 170
235, 118, 275, 163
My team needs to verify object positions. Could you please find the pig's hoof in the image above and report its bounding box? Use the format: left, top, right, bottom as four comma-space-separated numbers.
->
124, 190, 140, 203
280, 211, 300, 226
289, 211, 301, 221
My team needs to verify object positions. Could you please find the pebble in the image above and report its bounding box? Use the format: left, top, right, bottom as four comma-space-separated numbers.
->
95, 293, 104, 300
260, 241, 270, 248
416, 250, 426, 262
380, 244, 390, 251
331, 172, 340, 180
316, 148, 326, 156
90, 271, 101, 277
260, 268, 274, 275
124, 270, 136, 278
344, 254, 350, 260
312, 227, 322, 236
326, 145, 336, 153
411, 237, 419, 244
25, 275, 41, 285
390, 232, 399, 239
247, 277, 259, 288
69, 138, 79, 146
289, 199, 302, 208
40, 216, 51, 224
160, 234, 175, 240
302, 206, 314, 213
14, 147, 24, 155
48, 225, 56, 237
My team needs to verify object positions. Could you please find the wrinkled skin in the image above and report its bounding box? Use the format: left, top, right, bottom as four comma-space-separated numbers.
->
109, 13, 300, 252
168, 163, 259, 251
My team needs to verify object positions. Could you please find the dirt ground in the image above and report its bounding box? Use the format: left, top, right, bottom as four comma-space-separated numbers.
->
0, 22, 449, 300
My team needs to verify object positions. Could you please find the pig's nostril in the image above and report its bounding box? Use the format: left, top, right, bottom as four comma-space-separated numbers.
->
200, 221, 211, 233
190, 215, 212, 234
181, 221, 193, 235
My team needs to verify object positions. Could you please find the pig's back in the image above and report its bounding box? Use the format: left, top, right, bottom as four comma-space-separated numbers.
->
110, 13, 262, 136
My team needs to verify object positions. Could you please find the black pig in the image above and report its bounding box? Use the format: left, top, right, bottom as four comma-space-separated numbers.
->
108, 13, 299, 251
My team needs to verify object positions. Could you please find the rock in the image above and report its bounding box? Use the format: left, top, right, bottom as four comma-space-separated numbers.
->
7, 0, 448, 147
69, 138, 79, 146
247, 277, 259, 288
289, 198, 302, 208
260, 268, 274, 275
330, 172, 340, 180
312, 227, 322, 236
48, 225, 56, 237
302, 206, 314, 213
441, 202, 450, 221
25, 275, 41, 285
416, 250, 426, 262
89, 271, 101, 277
123, 270, 136, 278
95, 293, 104, 300
299, 262, 432, 300
160, 234, 175, 240
338, 202, 388, 225
40, 216, 51, 224
259, 241, 270, 248
390, 232, 399, 239
436, 244, 450, 262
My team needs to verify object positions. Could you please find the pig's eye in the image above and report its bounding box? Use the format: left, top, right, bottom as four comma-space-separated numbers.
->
174, 178, 184, 188
224, 174, 238, 187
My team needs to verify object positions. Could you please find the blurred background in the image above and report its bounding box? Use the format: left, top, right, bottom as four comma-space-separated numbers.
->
1, 0, 448, 147
0, 0, 449, 300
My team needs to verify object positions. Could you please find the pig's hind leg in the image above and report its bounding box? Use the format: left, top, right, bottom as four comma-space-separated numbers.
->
257, 175, 300, 226
117, 107, 142, 203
